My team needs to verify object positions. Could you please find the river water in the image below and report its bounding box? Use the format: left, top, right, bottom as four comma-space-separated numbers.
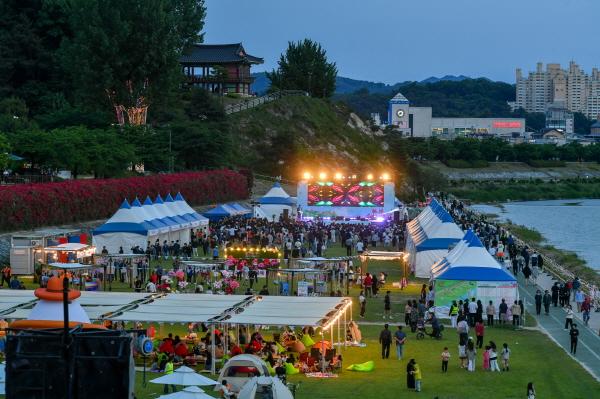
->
471, 199, 600, 271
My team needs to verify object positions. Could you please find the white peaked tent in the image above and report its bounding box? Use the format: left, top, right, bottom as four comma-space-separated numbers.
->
93, 194, 207, 254
432, 230, 518, 318
405, 199, 463, 278
255, 182, 295, 220
238, 376, 294, 399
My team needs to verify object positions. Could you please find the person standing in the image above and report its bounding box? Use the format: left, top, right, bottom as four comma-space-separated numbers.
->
163, 356, 176, 393
501, 343, 511, 371
527, 382, 536, 399
441, 347, 450, 372
449, 300, 459, 328
551, 282, 560, 307
466, 339, 477, 372
406, 359, 416, 390
468, 298, 477, 327
384, 291, 392, 319
475, 320, 485, 349
542, 290, 552, 315
379, 323, 392, 359
564, 304, 574, 330
569, 324, 579, 355
457, 316, 469, 345
363, 273, 373, 298
413, 360, 422, 392
499, 299, 508, 325
359, 291, 366, 318
511, 301, 521, 327
486, 300, 495, 326
575, 290, 585, 312
534, 290, 542, 315
394, 325, 407, 360
489, 346, 500, 372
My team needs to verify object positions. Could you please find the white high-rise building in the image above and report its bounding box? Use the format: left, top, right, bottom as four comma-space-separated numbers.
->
513, 62, 600, 119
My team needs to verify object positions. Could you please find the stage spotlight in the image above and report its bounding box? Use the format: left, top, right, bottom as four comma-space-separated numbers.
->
303, 172, 311, 180
319, 172, 327, 180
334, 172, 343, 180
382, 173, 390, 181
367, 173, 373, 180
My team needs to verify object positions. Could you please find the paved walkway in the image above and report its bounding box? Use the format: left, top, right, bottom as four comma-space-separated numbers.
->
517, 271, 600, 381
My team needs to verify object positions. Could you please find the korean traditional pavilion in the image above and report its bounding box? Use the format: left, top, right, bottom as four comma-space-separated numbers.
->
180, 43, 264, 96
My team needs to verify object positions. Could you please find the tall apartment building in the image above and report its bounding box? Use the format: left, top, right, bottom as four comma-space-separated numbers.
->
512, 62, 600, 119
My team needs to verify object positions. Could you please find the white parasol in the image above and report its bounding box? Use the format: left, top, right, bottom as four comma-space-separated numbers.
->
158, 385, 214, 399
150, 366, 217, 387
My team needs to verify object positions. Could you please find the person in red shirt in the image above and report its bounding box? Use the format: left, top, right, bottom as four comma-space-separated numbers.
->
475, 320, 485, 349
363, 273, 373, 298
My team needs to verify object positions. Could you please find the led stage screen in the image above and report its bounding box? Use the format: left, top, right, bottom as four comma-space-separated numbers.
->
307, 181, 384, 207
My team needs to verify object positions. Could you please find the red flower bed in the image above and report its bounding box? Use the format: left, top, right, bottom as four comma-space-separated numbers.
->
0, 170, 249, 232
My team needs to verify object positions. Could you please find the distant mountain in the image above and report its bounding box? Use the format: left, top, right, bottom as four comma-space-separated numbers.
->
420, 75, 471, 84
251, 72, 477, 95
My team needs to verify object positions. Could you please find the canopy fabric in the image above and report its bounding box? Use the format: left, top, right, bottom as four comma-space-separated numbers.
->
202, 205, 237, 221
432, 230, 516, 282
151, 366, 217, 387
405, 198, 464, 278
226, 296, 350, 327
258, 182, 295, 205
44, 243, 91, 251
48, 262, 95, 270
237, 376, 293, 399
228, 203, 252, 214
93, 193, 204, 253
158, 386, 213, 399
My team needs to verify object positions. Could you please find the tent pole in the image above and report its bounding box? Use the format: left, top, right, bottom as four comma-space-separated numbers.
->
343, 309, 346, 349
337, 313, 340, 349
211, 323, 216, 374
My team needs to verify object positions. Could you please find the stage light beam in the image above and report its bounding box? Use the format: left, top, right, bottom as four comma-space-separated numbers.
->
303, 172, 311, 180
367, 173, 373, 180
334, 172, 343, 180
382, 173, 390, 181
319, 172, 327, 180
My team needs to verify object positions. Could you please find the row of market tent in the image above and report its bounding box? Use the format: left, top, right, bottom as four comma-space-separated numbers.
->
404, 198, 518, 317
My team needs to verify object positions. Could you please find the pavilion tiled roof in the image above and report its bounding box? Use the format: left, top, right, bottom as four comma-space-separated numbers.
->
180, 43, 263, 65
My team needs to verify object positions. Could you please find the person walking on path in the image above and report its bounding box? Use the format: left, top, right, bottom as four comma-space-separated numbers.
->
384, 291, 392, 319
457, 317, 469, 345
359, 291, 366, 318
564, 304, 574, 330
394, 325, 407, 360
572, 277, 581, 301
575, 289, 585, 312
468, 298, 477, 327
486, 300, 495, 326
363, 273, 373, 298
570, 324, 579, 355
582, 298, 591, 326
542, 290, 552, 316
534, 290, 542, 315
406, 359, 416, 390
551, 282, 560, 307
379, 323, 392, 359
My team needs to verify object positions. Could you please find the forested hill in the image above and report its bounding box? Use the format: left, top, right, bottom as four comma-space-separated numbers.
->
334, 78, 516, 120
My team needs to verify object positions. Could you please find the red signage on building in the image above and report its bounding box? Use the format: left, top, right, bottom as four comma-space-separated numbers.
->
493, 121, 522, 128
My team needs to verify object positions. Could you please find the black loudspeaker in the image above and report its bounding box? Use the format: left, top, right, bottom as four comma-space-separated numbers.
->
6, 329, 133, 399
394, 211, 400, 222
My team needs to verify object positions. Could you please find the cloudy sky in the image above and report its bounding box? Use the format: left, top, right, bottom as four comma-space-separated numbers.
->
204, 0, 599, 84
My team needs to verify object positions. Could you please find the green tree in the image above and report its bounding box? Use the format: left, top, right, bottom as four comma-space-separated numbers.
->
267, 39, 337, 98
60, 0, 206, 115
0, 133, 11, 170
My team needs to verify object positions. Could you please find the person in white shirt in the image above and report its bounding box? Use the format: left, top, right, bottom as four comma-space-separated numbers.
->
146, 281, 157, 293
356, 241, 364, 254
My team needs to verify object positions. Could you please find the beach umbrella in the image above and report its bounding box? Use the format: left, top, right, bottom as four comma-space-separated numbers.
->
150, 366, 217, 387
158, 386, 214, 399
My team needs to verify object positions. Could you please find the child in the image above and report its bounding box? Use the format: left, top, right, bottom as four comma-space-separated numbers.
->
475, 320, 485, 349
483, 345, 490, 370
413, 360, 422, 392
441, 347, 451, 372
466, 339, 477, 372
489, 345, 500, 372
458, 342, 467, 369
501, 343, 511, 371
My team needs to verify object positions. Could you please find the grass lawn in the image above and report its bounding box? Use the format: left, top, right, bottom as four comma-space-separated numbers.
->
12, 245, 597, 397
133, 324, 599, 399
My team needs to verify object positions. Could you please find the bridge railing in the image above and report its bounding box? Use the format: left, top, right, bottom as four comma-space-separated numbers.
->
224, 90, 308, 115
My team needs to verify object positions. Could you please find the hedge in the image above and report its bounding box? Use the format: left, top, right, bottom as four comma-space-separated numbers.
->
0, 170, 249, 232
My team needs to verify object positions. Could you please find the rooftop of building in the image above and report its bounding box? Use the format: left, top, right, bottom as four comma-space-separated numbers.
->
389, 92, 410, 104
180, 43, 264, 65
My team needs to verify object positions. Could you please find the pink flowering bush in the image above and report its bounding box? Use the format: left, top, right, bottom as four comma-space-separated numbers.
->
0, 169, 248, 231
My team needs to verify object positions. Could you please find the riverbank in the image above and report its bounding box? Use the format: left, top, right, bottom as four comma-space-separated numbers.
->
496, 221, 599, 286
448, 178, 600, 202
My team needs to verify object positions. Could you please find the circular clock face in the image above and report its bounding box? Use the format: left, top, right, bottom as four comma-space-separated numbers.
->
396, 109, 405, 118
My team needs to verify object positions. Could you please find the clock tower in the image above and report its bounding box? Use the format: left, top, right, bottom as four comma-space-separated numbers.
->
388, 92, 411, 135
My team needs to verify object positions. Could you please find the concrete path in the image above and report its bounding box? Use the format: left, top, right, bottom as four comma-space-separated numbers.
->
517, 271, 600, 381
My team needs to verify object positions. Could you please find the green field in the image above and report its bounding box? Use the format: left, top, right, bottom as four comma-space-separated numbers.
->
9, 247, 599, 398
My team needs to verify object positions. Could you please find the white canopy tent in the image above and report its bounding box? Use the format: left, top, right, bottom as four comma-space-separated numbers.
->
93, 193, 208, 254
255, 182, 295, 221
